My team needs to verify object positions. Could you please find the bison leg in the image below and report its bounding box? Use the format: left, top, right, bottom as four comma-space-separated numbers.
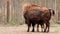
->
37, 24, 39, 32
44, 22, 50, 32
31, 23, 35, 32
44, 25, 47, 32
44, 22, 47, 32
26, 21, 31, 32
27, 23, 31, 32
47, 22, 50, 32
41, 24, 44, 32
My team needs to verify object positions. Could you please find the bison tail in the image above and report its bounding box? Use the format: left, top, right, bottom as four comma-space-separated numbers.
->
49, 9, 55, 16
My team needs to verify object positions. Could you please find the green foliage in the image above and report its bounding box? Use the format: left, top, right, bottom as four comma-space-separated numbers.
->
10, 19, 24, 25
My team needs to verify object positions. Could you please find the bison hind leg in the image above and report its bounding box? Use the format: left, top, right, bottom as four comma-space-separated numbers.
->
44, 22, 50, 33
41, 24, 44, 32
37, 24, 39, 32
45, 22, 50, 33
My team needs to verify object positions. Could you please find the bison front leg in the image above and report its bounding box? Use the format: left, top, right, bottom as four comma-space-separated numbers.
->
26, 20, 31, 32
27, 24, 31, 32
31, 23, 35, 32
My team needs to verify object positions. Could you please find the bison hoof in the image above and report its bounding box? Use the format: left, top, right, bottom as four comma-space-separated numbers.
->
27, 31, 29, 32
31, 30, 35, 32
27, 30, 29, 32
44, 30, 46, 32
31, 31, 34, 32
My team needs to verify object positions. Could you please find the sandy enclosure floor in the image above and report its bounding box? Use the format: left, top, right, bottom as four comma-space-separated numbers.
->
0, 24, 60, 34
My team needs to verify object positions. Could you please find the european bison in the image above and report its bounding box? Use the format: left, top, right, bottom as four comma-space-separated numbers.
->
37, 8, 55, 32
23, 3, 55, 32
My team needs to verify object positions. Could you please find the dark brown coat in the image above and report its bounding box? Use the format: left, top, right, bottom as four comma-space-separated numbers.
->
23, 3, 55, 32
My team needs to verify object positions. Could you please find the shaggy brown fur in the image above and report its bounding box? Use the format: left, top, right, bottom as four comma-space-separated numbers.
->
23, 3, 55, 32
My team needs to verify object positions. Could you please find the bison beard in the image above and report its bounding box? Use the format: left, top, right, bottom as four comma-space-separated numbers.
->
23, 3, 55, 32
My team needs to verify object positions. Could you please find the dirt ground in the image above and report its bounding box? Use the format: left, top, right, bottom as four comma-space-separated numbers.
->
0, 24, 60, 34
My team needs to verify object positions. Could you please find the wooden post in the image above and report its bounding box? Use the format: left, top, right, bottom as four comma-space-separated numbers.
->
7, 0, 10, 22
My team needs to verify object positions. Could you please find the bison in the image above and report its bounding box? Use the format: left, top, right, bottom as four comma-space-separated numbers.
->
37, 8, 55, 32
23, 3, 55, 32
